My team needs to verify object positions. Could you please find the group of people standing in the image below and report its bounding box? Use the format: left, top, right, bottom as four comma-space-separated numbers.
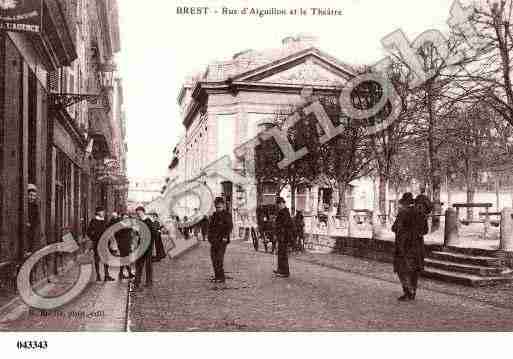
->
392, 189, 432, 301
86, 205, 166, 290
85, 187, 432, 299
204, 196, 296, 283
206, 189, 434, 298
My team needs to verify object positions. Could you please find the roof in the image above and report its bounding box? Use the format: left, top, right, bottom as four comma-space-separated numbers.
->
182, 35, 358, 87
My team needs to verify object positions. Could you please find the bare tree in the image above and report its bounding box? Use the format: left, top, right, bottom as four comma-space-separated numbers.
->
454, 0, 513, 126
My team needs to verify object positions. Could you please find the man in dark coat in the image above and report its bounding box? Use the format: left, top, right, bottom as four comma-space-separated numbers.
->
208, 197, 233, 283
27, 184, 41, 254
392, 193, 428, 301
415, 186, 433, 217
294, 210, 305, 252
150, 213, 166, 262
87, 207, 115, 282
199, 215, 209, 241
182, 216, 190, 240
110, 213, 135, 280
273, 197, 294, 278
133, 206, 155, 289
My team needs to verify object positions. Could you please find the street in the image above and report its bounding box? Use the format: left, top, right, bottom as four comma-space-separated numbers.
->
2, 240, 513, 332
128, 241, 513, 331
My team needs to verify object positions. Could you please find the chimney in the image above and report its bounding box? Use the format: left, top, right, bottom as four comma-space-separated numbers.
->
282, 34, 318, 49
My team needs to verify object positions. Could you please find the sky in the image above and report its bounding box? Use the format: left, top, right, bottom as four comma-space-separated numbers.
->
117, 0, 462, 180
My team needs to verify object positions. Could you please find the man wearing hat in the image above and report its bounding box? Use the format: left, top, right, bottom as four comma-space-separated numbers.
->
26, 184, 41, 255
207, 197, 233, 283
273, 197, 294, 278
133, 205, 155, 289
392, 192, 428, 301
415, 185, 433, 217
87, 206, 115, 282
150, 212, 166, 262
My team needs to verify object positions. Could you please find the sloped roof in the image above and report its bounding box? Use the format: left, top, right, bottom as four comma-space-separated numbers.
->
185, 35, 358, 85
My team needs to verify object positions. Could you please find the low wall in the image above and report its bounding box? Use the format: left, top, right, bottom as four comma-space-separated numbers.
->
304, 233, 513, 268
305, 233, 397, 263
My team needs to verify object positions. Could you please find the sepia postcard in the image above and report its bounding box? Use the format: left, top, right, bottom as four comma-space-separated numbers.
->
0, 0, 513, 357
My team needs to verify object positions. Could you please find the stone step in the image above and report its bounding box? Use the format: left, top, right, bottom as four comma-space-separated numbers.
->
424, 258, 504, 277
429, 251, 502, 267
422, 266, 513, 287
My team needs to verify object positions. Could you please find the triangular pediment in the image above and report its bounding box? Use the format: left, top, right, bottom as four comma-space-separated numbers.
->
233, 49, 355, 87
258, 60, 348, 86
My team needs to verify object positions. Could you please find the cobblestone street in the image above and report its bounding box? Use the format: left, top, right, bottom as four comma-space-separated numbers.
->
128, 240, 513, 331
4, 239, 513, 332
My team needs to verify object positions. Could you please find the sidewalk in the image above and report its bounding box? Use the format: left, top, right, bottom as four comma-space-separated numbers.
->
0, 264, 129, 331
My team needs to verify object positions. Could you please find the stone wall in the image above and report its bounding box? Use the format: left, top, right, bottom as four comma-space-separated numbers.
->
304, 233, 513, 268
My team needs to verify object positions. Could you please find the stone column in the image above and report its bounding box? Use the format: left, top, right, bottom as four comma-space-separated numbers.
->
500, 207, 513, 251
311, 185, 319, 215
444, 208, 459, 247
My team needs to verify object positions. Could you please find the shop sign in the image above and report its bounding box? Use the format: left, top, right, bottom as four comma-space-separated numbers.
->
0, 0, 42, 33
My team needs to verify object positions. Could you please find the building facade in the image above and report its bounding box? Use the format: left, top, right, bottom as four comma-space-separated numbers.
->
0, 0, 127, 289
168, 35, 380, 231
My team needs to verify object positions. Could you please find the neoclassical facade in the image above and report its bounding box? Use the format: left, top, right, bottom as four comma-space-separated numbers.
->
169, 35, 377, 225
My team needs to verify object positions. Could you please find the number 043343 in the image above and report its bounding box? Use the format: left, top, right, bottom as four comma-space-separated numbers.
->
16, 340, 48, 350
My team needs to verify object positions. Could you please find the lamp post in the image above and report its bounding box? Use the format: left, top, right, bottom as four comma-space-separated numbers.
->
98, 62, 117, 89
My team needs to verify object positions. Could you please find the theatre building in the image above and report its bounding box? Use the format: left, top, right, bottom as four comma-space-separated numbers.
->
172, 35, 377, 233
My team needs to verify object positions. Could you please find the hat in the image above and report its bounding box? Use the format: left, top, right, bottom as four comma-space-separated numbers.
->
95, 206, 105, 213
275, 197, 286, 205
28, 184, 37, 192
135, 206, 145, 213
399, 192, 414, 206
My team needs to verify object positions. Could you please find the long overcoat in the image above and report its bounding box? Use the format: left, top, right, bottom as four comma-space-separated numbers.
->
392, 206, 428, 274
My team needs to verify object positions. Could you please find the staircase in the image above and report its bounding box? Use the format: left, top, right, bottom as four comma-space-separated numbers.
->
422, 248, 513, 287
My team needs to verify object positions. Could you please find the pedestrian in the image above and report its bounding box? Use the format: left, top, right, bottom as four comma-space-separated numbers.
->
415, 186, 433, 216
151, 213, 166, 262
182, 216, 190, 240
26, 184, 42, 281
273, 197, 294, 278
199, 215, 209, 241
87, 206, 115, 282
192, 209, 201, 240
294, 210, 305, 252
207, 197, 233, 283
133, 206, 155, 289
392, 192, 428, 301
27, 184, 41, 255
107, 211, 120, 242
111, 213, 135, 280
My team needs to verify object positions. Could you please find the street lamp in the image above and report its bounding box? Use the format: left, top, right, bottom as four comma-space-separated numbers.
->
98, 62, 117, 89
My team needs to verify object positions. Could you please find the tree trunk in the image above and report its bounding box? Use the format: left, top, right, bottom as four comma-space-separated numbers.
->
465, 158, 475, 221
290, 183, 296, 216
426, 87, 441, 232
337, 182, 348, 217
378, 171, 387, 220
446, 173, 452, 207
